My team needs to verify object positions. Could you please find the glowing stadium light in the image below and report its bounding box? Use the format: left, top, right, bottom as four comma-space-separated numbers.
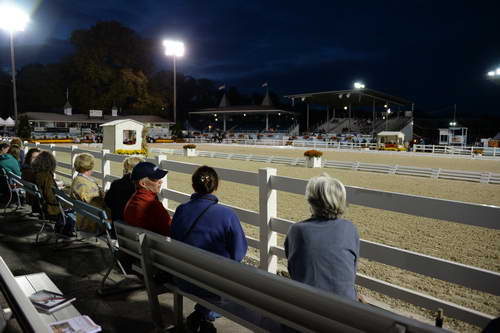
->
214, 113, 217, 117
163, 40, 185, 57
488, 71, 496, 76
344, 106, 348, 110
449, 121, 457, 126
497, 68, 500, 75
387, 108, 391, 114
354, 82, 365, 89
0, 4, 30, 128
384, 104, 388, 108
163, 39, 185, 124
0, 5, 30, 32
243, 113, 246, 117
278, 112, 281, 116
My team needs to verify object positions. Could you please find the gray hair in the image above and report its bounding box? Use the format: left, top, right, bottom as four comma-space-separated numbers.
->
305, 173, 347, 220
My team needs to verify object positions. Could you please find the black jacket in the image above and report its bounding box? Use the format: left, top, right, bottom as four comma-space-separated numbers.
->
104, 174, 136, 221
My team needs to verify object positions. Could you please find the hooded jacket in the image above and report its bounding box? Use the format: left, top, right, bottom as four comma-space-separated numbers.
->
0, 154, 21, 176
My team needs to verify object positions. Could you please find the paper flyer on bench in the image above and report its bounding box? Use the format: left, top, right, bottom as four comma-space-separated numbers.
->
48, 315, 101, 333
29, 289, 76, 311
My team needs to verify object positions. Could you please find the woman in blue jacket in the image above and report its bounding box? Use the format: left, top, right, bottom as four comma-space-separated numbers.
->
172, 165, 247, 333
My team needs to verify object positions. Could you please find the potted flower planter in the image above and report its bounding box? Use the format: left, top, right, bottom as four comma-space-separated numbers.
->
183, 144, 197, 157
304, 150, 323, 168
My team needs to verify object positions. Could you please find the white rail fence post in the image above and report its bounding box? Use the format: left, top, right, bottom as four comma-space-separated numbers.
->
49, 144, 56, 160
102, 149, 111, 191
259, 167, 278, 273
156, 154, 169, 210
71, 145, 78, 179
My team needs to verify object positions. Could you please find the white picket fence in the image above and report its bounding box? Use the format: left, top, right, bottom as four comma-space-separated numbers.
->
27, 143, 500, 328
150, 148, 500, 185
186, 138, 500, 159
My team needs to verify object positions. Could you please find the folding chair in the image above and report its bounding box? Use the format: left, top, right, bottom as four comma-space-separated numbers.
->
1, 170, 23, 215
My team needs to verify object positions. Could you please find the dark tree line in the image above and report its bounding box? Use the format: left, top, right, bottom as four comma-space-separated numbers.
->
0, 21, 234, 123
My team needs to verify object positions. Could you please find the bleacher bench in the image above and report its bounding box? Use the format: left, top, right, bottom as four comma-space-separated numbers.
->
0, 257, 80, 333
115, 221, 447, 333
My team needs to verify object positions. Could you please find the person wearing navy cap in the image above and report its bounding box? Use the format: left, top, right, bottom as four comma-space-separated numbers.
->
123, 162, 171, 236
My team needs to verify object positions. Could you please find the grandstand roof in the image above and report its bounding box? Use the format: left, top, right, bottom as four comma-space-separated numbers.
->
284, 88, 413, 108
189, 105, 293, 115
20, 112, 173, 124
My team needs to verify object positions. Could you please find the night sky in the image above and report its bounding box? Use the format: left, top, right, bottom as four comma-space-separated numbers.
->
1, 0, 499, 116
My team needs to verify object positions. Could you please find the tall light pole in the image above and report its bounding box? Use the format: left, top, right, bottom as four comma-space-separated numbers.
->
163, 40, 185, 125
0, 5, 29, 130
385, 108, 391, 130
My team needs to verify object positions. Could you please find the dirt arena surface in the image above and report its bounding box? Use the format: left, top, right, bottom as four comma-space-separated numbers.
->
150, 143, 500, 174
53, 144, 500, 332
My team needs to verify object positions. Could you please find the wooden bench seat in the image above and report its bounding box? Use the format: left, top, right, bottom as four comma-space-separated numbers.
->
0, 257, 81, 333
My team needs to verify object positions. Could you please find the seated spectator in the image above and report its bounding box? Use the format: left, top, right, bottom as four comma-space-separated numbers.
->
32, 151, 60, 219
0, 143, 20, 176
172, 166, 247, 332
123, 162, 171, 236
284, 174, 360, 301
21, 147, 41, 208
71, 153, 105, 233
104, 156, 144, 221
10, 137, 25, 166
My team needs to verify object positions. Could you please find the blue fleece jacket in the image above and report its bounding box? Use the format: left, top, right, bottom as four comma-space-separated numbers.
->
172, 193, 247, 262
0, 154, 21, 176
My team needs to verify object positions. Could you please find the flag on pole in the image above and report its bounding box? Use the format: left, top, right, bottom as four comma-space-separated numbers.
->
218, 84, 226, 90
261, 82, 268, 87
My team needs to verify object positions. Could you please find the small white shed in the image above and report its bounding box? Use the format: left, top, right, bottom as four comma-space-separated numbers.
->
100, 119, 144, 152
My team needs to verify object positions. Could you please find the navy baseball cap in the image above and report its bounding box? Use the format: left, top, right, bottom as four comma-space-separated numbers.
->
131, 162, 168, 180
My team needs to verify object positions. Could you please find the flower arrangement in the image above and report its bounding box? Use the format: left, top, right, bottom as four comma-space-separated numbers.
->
257, 134, 263, 138
285, 141, 293, 146
473, 149, 483, 155
183, 144, 197, 149
317, 135, 323, 140
304, 150, 323, 158
116, 149, 147, 155
238, 134, 245, 138
290, 136, 297, 140
303, 135, 310, 140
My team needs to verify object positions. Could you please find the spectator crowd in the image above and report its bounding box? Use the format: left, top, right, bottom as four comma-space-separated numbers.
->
0, 137, 361, 333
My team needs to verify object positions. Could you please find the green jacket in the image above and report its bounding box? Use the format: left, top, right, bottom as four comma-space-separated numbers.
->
0, 154, 21, 176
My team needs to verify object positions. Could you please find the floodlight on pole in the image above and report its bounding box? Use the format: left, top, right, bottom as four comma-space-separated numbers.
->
163, 40, 185, 125
354, 82, 365, 89
449, 121, 457, 126
0, 4, 30, 130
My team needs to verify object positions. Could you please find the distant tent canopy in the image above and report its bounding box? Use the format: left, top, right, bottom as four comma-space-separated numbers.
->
4, 117, 15, 127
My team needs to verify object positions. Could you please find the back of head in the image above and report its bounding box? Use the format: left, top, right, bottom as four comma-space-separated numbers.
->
32, 151, 56, 174
192, 165, 218, 195
8, 145, 21, 161
74, 153, 94, 173
10, 137, 22, 147
123, 156, 144, 175
306, 173, 347, 220
24, 148, 41, 166
0, 143, 9, 152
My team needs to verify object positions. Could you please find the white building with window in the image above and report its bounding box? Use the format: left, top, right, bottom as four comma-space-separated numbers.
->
438, 126, 468, 146
100, 119, 144, 152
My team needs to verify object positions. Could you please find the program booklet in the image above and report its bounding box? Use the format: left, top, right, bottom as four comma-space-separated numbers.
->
29, 289, 76, 313
48, 315, 101, 333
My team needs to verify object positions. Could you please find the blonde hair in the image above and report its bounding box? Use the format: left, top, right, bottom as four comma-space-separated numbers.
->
74, 153, 95, 173
10, 137, 23, 147
123, 156, 144, 175
305, 173, 347, 220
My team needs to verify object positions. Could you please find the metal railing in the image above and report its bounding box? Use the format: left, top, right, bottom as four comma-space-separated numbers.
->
26, 143, 500, 328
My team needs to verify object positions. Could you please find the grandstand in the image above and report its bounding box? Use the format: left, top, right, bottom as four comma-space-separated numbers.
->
285, 87, 414, 141
188, 91, 297, 135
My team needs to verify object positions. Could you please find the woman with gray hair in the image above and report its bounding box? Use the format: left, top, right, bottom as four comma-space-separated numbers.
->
285, 173, 360, 301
